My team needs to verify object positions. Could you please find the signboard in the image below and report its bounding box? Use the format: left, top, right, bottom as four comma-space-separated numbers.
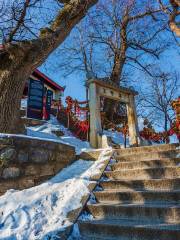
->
27, 79, 44, 119
45, 89, 53, 120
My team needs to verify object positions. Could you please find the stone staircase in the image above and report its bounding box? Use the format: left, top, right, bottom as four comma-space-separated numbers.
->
77, 144, 180, 240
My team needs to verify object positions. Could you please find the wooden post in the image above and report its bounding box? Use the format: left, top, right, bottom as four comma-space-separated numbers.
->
127, 95, 141, 147
86, 85, 89, 141
67, 112, 70, 129
89, 81, 102, 148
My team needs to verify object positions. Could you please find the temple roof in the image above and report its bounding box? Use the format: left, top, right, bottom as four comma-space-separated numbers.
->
33, 69, 64, 92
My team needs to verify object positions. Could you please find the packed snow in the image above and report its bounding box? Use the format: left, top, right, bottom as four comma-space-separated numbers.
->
0, 148, 112, 240
27, 115, 91, 154
26, 115, 128, 151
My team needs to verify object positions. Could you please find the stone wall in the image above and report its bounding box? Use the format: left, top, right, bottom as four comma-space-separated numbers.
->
0, 135, 75, 196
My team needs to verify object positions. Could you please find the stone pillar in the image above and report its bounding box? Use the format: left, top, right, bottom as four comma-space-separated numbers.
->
89, 82, 102, 148
127, 95, 141, 147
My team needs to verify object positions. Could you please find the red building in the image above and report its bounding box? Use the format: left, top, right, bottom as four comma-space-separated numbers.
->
23, 69, 64, 100
22, 69, 65, 120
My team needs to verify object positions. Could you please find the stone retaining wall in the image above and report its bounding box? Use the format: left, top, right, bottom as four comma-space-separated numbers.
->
0, 135, 75, 195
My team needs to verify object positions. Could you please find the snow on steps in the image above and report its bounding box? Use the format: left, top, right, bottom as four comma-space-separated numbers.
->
60, 148, 113, 239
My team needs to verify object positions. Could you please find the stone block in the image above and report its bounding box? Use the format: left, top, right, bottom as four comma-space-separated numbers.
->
25, 164, 55, 177
57, 143, 75, 153
18, 177, 35, 189
24, 165, 40, 176
55, 154, 74, 164
30, 149, 50, 163
54, 161, 67, 174
0, 147, 16, 165
18, 150, 29, 163
39, 164, 55, 176
2, 167, 21, 179
34, 175, 53, 185
0, 180, 19, 194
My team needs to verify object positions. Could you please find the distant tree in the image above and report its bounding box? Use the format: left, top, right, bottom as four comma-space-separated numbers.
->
58, 0, 169, 84
138, 68, 179, 132
0, 0, 97, 133
56, 0, 171, 122
52, 24, 99, 78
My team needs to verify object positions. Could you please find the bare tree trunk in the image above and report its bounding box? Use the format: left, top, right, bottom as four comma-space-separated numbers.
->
164, 114, 168, 132
0, 65, 31, 133
106, 20, 128, 121
110, 18, 128, 85
111, 52, 126, 85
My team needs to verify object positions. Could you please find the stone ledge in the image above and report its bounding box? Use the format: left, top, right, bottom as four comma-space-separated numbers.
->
77, 150, 103, 161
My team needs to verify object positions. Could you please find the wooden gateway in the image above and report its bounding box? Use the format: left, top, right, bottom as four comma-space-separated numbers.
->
87, 78, 141, 148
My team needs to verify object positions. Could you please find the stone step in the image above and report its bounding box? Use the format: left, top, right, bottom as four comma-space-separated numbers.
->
104, 166, 180, 180
76, 144, 180, 239
94, 190, 180, 204
115, 143, 179, 156
78, 219, 180, 240
87, 203, 180, 224
115, 150, 179, 162
99, 178, 180, 191
111, 158, 180, 170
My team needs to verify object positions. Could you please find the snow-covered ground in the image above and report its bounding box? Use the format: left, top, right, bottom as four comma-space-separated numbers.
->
26, 115, 128, 152
103, 129, 127, 147
0, 148, 112, 240
27, 115, 91, 154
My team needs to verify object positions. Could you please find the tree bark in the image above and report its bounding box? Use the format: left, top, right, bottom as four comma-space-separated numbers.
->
110, 17, 128, 85
0, 62, 32, 133
105, 18, 128, 121
0, 0, 97, 133
110, 51, 126, 85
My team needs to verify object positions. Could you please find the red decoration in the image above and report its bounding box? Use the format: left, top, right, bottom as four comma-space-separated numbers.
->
58, 96, 180, 143
57, 96, 89, 140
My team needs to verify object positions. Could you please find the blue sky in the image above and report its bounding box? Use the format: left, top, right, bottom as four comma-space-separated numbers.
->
40, 46, 180, 102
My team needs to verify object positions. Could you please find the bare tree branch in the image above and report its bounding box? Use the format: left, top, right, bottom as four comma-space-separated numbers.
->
158, 0, 180, 37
